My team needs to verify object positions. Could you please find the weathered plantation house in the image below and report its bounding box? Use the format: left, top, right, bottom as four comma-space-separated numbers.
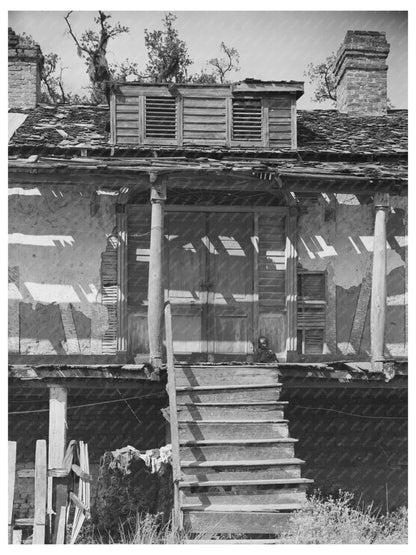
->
9, 27, 407, 537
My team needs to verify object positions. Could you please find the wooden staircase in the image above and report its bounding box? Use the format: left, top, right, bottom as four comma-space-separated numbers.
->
164, 301, 312, 540
173, 365, 312, 537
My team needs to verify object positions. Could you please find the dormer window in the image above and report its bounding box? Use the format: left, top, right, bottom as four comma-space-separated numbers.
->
111, 81, 303, 148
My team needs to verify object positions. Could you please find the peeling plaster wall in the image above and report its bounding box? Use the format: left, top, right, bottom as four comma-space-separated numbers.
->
8, 184, 117, 355
297, 194, 407, 359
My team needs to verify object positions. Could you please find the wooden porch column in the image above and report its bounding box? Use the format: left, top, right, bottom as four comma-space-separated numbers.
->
148, 174, 166, 369
371, 193, 389, 372
47, 385, 67, 542
285, 207, 298, 360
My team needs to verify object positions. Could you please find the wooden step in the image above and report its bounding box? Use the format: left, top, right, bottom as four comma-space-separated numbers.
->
182, 506, 298, 534
180, 483, 308, 506
177, 402, 287, 421
180, 439, 297, 461
180, 477, 312, 488
182, 503, 303, 512
181, 458, 304, 483
179, 420, 289, 441
184, 539, 281, 543
181, 458, 305, 468
181, 459, 304, 482
175, 366, 280, 387
176, 384, 281, 403
182, 465, 301, 484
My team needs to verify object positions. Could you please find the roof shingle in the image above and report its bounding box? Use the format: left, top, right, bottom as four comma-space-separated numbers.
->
8, 104, 407, 159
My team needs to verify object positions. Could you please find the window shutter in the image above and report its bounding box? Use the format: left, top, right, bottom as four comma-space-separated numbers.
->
101, 235, 118, 355
297, 306, 326, 329
145, 96, 177, 139
304, 329, 324, 355
232, 98, 262, 141
298, 273, 325, 300
297, 272, 326, 355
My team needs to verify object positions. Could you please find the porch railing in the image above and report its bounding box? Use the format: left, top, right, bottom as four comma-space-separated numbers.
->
164, 292, 182, 535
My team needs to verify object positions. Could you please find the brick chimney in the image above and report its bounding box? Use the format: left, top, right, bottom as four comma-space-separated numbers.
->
334, 31, 390, 116
8, 27, 43, 110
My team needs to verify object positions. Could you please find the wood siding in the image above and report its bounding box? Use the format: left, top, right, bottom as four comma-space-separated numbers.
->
268, 96, 292, 148
183, 97, 227, 144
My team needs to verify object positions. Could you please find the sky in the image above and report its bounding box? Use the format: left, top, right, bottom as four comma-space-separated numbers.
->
8, 10, 408, 109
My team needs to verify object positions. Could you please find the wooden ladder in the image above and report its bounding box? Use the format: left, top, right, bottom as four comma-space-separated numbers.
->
164, 299, 312, 540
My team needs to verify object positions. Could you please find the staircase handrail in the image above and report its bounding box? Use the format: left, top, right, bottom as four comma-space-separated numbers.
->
164, 292, 182, 534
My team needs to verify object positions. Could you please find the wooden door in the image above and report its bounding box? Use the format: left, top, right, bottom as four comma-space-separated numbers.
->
165, 212, 208, 358
206, 212, 254, 360
165, 210, 254, 361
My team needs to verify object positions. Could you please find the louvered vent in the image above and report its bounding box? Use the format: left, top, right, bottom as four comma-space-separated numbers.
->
145, 96, 177, 139
232, 98, 262, 141
101, 234, 118, 355
297, 272, 326, 355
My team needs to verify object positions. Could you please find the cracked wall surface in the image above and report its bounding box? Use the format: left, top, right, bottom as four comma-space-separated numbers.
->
8, 185, 407, 360
298, 194, 407, 358
8, 183, 117, 355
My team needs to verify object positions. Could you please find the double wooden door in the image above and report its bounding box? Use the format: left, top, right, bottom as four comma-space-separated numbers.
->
165, 210, 254, 361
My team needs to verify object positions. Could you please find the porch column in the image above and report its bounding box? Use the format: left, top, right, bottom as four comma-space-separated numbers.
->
286, 207, 298, 360
47, 384, 67, 542
371, 193, 389, 372
148, 174, 166, 369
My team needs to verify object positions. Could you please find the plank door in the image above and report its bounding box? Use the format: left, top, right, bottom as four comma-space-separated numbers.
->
165, 212, 208, 358
165, 210, 255, 361
206, 212, 254, 360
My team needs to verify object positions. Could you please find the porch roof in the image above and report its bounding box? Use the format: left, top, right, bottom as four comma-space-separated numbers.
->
8, 153, 407, 194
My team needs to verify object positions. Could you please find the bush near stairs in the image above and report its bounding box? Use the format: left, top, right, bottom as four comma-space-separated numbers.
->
92, 450, 173, 541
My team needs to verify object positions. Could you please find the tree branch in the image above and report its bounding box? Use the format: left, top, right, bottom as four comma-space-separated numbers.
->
64, 11, 92, 55
324, 67, 336, 101
97, 11, 110, 50
58, 67, 67, 104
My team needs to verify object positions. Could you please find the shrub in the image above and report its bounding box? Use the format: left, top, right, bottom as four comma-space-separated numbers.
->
279, 491, 408, 544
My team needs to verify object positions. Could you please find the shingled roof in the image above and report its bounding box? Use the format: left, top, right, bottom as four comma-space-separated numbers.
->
297, 110, 408, 155
9, 104, 407, 157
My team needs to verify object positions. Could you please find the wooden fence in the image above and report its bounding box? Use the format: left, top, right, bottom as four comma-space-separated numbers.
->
8, 439, 90, 544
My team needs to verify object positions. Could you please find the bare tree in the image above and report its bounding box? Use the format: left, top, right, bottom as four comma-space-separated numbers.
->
64, 11, 129, 104
40, 53, 69, 104
207, 42, 240, 84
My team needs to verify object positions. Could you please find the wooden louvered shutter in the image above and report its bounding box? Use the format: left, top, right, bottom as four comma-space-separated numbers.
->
297, 272, 326, 355
145, 96, 177, 139
232, 97, 262, 142
101, 235, 118, 354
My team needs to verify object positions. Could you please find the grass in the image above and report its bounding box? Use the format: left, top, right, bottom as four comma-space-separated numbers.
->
76, 490, 408, 544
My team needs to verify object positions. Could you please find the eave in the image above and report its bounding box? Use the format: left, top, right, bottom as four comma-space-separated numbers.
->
8, 156, 407, 195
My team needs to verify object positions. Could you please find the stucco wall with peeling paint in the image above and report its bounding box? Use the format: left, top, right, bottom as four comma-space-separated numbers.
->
298, 194, 407, 359
8, 185, 407, 361
8, 183, 117, 355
